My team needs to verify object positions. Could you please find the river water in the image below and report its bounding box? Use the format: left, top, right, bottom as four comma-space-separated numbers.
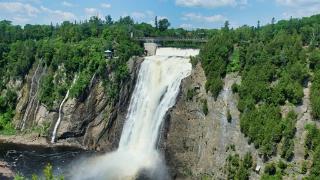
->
0, 142, 93, 178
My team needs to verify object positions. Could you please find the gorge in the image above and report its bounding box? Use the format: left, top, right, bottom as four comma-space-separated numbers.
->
1, 13, 320, 180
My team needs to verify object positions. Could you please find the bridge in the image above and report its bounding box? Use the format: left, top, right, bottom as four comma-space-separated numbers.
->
135, 37, 209, 43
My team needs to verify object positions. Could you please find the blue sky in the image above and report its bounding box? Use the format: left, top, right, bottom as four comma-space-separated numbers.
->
0, 0, 320, 29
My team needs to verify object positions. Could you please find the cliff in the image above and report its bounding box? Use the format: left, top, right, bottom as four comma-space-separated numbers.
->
9, 57, 143, 151
162, 62, 262, 179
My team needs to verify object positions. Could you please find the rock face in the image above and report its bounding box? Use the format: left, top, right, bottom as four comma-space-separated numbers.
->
0, 161, 14, 180
13, 62, 47, 130
162, 63, 262, 179
13, 57, 143, 151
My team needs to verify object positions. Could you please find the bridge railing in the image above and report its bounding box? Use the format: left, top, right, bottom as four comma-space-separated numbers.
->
135, 37, 208, 43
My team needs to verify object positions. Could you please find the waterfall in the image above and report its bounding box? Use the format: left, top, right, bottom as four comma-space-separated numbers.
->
71, 48, 199, 180
51, 76, 78, 143
21, 62, 42, 130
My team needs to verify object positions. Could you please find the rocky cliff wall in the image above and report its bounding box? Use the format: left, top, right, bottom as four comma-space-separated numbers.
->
12, 57, 143, 151
162, 63, 262, 179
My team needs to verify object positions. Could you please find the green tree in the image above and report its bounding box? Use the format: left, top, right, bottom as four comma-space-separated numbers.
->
158, 18, 170, 31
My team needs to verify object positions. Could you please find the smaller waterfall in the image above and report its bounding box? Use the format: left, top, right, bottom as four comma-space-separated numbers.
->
51, 76, 77, 143
21, 62, 42, 130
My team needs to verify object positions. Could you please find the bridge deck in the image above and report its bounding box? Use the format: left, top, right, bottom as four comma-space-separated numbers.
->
135, 37, 208, 43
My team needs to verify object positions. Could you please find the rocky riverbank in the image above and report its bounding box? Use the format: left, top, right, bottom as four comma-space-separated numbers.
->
0, 133, 84, 149
0, 161, 14, 180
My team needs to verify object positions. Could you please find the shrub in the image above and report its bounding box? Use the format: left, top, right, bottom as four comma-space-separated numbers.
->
277, 160, 287, 171
231, 83, 239, 93
186, 88, 197, 101
301, 161, 307, 174
205, 76, 223, 100
264, 163, 276, 175
202, 99, 209, 116
227, 109, 232, 123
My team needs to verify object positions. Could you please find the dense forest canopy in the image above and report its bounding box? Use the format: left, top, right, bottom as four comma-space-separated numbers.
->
200, 14, 320, 179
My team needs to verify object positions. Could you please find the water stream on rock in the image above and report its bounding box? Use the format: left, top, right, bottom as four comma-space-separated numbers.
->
71, 48, 199, 180
51, 76, 78, 143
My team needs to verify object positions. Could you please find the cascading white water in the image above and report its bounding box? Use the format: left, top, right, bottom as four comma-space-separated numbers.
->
71, 48, 199, 180
51, 76, 78, 143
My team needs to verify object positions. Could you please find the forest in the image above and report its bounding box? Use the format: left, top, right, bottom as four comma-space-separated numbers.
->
200, 14, 320, 179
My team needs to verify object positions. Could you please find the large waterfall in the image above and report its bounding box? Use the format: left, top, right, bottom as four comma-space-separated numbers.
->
71, 48, 199, 180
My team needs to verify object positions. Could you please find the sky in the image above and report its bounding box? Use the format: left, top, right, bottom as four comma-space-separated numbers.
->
0, 0, 320, 29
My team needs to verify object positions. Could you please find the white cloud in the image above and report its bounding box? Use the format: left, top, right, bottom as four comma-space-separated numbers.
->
0, 2, 40, 17
85, 8, 98, 16
101, 3, 111, 9
146, 10, 154, 16
131, 11, 146, 19
16, 0, 41, 4
62, 1, 74, 7
12, 16, 31, 24
275, 0, 319, 7
176, 0, 247, 8
41, 6, 76, 21
182, 13, 226, 23
0, 2, 77, 24
180, 23, 193, 29
276, 0, 320, 18
130, 11, 157, 23
158, 16, 168, 20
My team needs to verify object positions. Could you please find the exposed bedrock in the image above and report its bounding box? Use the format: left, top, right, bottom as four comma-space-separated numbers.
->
162, 63, 262, 179
12, 57, 143, 151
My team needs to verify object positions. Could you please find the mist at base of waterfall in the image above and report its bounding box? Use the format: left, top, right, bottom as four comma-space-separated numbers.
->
69, 150, 169, 180
69, 48, 199, 180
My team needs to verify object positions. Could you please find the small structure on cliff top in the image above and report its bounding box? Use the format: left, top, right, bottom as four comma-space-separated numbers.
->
105, 50, 113, 60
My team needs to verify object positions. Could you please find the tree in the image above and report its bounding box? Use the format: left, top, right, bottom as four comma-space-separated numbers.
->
155, 16, 158, 29
158, 18, 170, 31
223, 21, 230, 31
271, 17, 276, 25
105, 15, 113, 25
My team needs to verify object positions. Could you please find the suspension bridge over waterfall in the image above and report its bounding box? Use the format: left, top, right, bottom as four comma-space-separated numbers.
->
135, 37, 209, 43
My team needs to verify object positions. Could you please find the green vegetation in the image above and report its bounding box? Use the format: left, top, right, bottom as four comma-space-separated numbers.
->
199, 14, 320, 162
14, 163, 64, 180
280, 111, 297, 161
202, 99, 209, 116
0, 15, 217, 133
301, 161, 308, 174
240, 105, 282, 158
0, 89, 17, 134
304, 124, 320, 179
311, 70, 320, 120
261, 162, 283, 180
227, 47, 240, 73
186, 88, 197, 101
227, 109, 232, 123
200, 31, 233, 99
226, 152, 253, 180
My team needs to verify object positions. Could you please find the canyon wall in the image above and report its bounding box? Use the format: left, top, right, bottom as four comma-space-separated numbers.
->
162, 62, 262, 179
12, 57, 143, 151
